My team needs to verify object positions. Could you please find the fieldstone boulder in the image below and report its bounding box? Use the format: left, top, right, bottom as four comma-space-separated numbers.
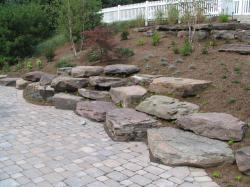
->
236, 147, 250, 175
110, 86, 147, 108
177, 113, 247, 141
149, 77, 212, 97
78, 88, 110, 101
0, 78, 19, 87
104, 64, 140, 76
75, 101, 116, 122
89, 76, 128, 90
57, 67, 72, 76
51, 76, 88, 92
148, 127, 235, 168
235, 30, 250, 44
23, 71, 46, 82
177, 30, 208, 41
53, 93, 83, 110
212, 30, 236, 40
23, 83, 55, 105
105, 108, 158, 141
71, 66, 103, 78
39, 73, 56, 86
218, 44, 250, 55
16, 79, 30, 90
129, 74, 162, 86
136, 95, 199, 120
0, 75, 7, 79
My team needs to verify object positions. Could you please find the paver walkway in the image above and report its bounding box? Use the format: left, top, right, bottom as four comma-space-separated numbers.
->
0, 86, 219, 187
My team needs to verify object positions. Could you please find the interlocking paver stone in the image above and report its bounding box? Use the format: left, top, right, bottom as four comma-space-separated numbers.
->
0, 86, 220, 187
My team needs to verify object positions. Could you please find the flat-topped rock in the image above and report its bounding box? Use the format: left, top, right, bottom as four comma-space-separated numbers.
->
71, 66, 103, 78
53, 93, 82, 110
177, 113, 247, 141
0, 78, 19, 87
57, 67, 72, 76
16, 79, 30, 90
89, 76, 128, 90
149, 77, 212, 97
78, 88, 110, 101
105, 108, 158, 141
23, 83, 55, 105
148, 127, 234, 168
0, 75, 7, 79
75, 101, 116, 122
236, 147, 250, 175
218, 44, 250, 55
110, 86, 147, 108
130, 74, 163, 86
236, 30, 250, 43
104, 64, 140, 76
23, 71, 46, 82
136, 95, 199, 120
51, 76, 88, 92
39, 73, 56, 86
212, 30, 236, 40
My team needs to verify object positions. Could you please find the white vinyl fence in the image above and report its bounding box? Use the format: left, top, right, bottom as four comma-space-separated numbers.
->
100, 0, 250, 25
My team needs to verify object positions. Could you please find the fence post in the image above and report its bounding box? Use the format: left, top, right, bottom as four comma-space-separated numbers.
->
145, 1, 149, 26
117, 5, 121, 21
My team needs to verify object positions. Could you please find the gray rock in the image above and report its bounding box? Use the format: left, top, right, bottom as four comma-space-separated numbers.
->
194, 30, 209, 41
57, 67, 72, 76
110, 86, 147, 108
129, 74, 162, 86
149, 77, 212, 97
23, 71, 46, 82
105, 108, 158, 141
78, 88, 110, 101
148, 127, 235, 168
174, 58, 184, 64
235, 30, 250, 44
51, 76, 88, 92
144, 30, 154, 37
218, 44, 250, 55
23, 83, 55, 105
53, 93, 83, 110
71, 66, 103, 78
104, 64, 140, 76
39, 73, 56, 86
159, 58, 169, 66
0, 75, 7, 79
177, 113, 247, 141
136, 95, 199, 120
212, 30, 236, 40
16, 79, 30, 90
236, 147, 250, 175
75, 101, 116, 122
0, 78, 19, 87
89, 76, 127, 90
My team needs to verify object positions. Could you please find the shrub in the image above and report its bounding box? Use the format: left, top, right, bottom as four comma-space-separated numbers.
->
180, 40, 192, 56
121, 31, 129, 40
2, 62, 10, 73
116, 48, 134, 58
44, 47, 55, 62
26, 61, 33, 71
15, 62, 24, 72
87, 49, 102, 62
167, 5, 179, 24
212, 171, 221, 178
152, 32, 161, 46
56, 59, 75, 68
36, 59, 44, 70
218, 14, 229, 23
137, 38, 146, 46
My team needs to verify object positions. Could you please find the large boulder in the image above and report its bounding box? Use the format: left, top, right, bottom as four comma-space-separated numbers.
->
235, 30, 250, 44
23, 71, 46, 82
212, 30, 236, 40
0, 78, 19, 87
105, 108, 158, 141
177, 113, 247, 141
104, 64, 140, 76
89, 76, 128, 90
149, 77, 212, 97
177, 30, 208, 41
39, 73, 56, 86
53, 93, 83, 110
136, 95, 199, 120
16, 79, 30, 90
57, 67, 72, 76
0, 75, 7, 79
71, 66, 103, 78
78, 88, 110, 101
51, 76, 88, 92
236, 147, 250, 175
129, 74, 162, 86
110, 86, 147, 108
218, 44, 250, 55
75, 101, 116, 122
23, 83, 55, 105
148, 127, 234, 168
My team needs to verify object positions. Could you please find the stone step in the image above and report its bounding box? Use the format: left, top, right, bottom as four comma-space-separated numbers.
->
105, 108, 158, 142
16, 79, 30, 90
148, 127, 234, 168
218, 44, 250, 55
104, 64, 140, 77
136, 95, 199, 120
71, 66, 104, 78
149, 77, 212, 97
0, 75, 7, 79
78, 88, 110, 101
53, 93, 83, 110
0, 78, 19, 87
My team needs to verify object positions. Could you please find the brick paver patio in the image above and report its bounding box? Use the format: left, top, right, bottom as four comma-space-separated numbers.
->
0, 86, 219, 187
